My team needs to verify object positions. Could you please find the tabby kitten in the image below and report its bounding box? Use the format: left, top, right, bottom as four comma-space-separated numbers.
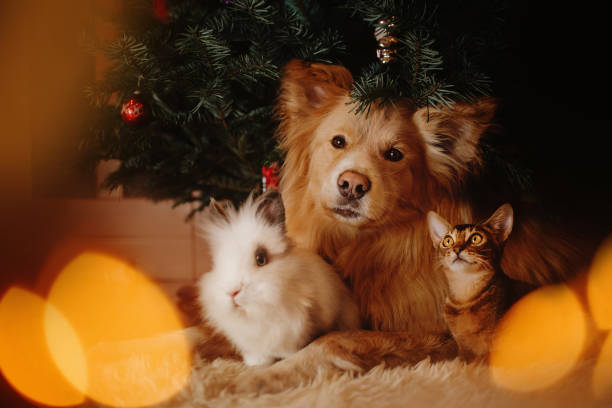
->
427, 204, 533, 362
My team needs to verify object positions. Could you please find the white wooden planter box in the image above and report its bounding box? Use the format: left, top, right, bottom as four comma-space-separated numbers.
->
34, 198, 210, 301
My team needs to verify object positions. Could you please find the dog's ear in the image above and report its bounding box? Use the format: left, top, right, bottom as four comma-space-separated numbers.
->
278, 59, 353, 120
413, 98, 497, 188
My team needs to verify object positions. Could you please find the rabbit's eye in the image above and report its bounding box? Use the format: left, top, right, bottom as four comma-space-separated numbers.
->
255, 247, 268, 267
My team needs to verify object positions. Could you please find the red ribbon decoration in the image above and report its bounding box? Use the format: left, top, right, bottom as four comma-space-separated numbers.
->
261, 163, 280, 192
153, 0, 169, 23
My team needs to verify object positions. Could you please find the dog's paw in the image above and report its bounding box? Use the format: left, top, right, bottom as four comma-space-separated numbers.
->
230, 345, 364, 396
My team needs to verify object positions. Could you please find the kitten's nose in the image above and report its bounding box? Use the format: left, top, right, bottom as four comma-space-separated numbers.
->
337, 170, 371, 200
453, 246, 466, 258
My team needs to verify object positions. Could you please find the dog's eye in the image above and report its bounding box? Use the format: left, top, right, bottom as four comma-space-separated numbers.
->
254, 247, 268, 267
331, 135, 346, 149
384, 148, 403, 162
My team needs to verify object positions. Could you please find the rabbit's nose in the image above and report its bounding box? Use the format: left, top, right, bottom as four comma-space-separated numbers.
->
229, 288, 242, 307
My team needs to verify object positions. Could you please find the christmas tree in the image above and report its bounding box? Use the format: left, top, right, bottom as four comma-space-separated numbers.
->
83, 0, 516, 211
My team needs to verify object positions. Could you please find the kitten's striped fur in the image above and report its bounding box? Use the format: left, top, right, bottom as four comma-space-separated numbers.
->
428, 204, 533, 361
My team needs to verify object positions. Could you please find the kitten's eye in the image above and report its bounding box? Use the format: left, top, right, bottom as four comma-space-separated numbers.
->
384, 148, 403, 162
442, 236, 454, 248
470, 233, 484, 245
331, 135, 346, 149
255, 247, 268, 267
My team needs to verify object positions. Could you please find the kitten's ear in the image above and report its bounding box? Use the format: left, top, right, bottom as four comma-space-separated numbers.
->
278, 59, 353, 120
256, 190, 286, 230
484, 203, 514, 243
207, 198, 233, 223
427, 211, 451, 247
413, 98, 497, 188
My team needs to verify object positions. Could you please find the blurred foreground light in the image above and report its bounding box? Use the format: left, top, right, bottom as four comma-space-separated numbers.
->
0, 287, 85, 406
589, 237, 612, 399
593, 332, 612, 400
489, 284, 586, 392
46, 251, 191, 407
587, 237, 612, 330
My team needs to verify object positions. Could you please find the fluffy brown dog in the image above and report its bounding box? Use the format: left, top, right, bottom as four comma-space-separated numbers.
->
278, 60, 581, 335
201, 60, 587, 392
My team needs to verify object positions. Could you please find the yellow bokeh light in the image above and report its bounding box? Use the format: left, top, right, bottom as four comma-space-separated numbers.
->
87, 330, 195, 407
48, 251, 186, 344
44, 301, 89, 395
593, 331, 612, 400
0, 287, 85, 407
1, 252, 192, 408
489, 283, 586, 392
587, 237, 612, 330
46, 251, 192, 407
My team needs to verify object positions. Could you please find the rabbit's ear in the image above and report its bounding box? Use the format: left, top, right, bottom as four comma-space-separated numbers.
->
256, 190, 286, 230
207, 198, 233, 223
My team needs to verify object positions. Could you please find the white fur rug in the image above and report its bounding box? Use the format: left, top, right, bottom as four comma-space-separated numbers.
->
156, 355, 609, 408
156, 250, 612, 407
84, 327, 611, 407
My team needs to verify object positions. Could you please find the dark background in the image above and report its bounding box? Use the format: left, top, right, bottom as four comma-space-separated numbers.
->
1, 1, 611, 407
491, 2, 612, 232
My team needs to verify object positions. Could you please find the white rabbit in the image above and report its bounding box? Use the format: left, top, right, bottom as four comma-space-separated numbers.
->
197, 191, 361, 366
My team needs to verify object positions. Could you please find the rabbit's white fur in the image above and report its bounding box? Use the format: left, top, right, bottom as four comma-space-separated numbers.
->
198, 192, 360, 366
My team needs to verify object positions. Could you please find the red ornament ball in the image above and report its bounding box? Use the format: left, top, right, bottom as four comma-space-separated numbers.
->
120, 93, 147, 125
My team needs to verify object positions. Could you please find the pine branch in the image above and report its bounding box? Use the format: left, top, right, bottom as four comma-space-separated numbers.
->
223, 54, 278, 85
175, 26, 231, 73
229, 0, 277, 25
348, 64, 399, 115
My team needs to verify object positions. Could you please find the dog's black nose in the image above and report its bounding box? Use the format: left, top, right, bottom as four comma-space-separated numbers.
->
337, 170, 371, 200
